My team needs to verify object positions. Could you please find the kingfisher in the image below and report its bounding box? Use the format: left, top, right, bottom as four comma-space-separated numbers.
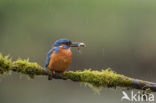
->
45, 38, 85, 80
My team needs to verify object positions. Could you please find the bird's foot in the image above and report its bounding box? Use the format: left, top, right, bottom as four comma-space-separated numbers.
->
52, 69, 56, 75
62, 71, 66, 75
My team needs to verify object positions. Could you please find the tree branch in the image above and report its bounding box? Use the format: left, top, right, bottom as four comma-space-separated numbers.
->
0, 53, 156, 92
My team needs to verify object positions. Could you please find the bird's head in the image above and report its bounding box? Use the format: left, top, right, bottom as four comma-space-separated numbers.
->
54, 38, 86, 48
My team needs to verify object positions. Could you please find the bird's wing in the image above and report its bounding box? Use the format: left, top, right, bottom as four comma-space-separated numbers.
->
45, 48, 54, 68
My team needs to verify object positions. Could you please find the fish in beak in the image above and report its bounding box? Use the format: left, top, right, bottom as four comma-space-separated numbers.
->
70, 42, 86, 47
70, 42, 86, 53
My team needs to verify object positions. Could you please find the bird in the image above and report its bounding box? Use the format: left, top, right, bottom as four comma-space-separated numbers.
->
45, 38, 85, 80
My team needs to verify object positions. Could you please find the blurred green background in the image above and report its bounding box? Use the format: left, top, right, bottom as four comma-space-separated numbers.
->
0, 0, 156, 103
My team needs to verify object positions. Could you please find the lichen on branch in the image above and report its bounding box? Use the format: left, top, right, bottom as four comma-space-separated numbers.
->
0, 53, 156, 92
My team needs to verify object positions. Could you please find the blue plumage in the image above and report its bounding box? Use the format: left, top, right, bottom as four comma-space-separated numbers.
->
45, 39, 72, 69
45, 49, 54, 68
55, 47, 60, 53
54, 39, 71, 46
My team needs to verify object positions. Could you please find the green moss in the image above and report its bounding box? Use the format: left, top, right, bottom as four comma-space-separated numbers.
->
0, 53, 12, 74
146, 88, 152, 93
0, 53, 133, 88
0, 53, 45, 78
12, 59, 43, 78
65, 69, 133, 88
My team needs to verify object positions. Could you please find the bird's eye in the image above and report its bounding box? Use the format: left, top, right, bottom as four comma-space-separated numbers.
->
65, 41, 72, 45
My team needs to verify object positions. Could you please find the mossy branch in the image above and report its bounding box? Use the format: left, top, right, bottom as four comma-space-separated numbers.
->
0, 53, 156, 92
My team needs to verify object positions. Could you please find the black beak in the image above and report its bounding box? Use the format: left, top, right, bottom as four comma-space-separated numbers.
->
70, 42, 86, 47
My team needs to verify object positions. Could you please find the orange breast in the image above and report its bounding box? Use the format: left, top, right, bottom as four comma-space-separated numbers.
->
48, 48, 72, 72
